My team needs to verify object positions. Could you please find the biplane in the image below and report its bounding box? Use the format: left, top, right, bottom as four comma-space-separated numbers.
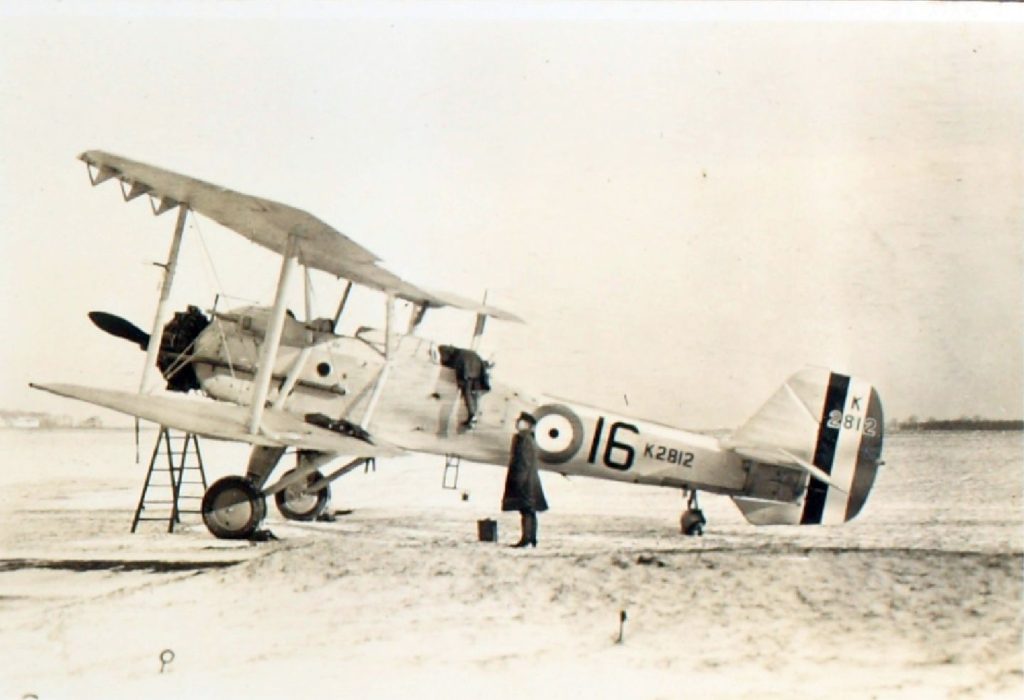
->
31, 151, 884, 540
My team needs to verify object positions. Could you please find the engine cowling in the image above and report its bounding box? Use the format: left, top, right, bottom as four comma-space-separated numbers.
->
157, 305, 210, 392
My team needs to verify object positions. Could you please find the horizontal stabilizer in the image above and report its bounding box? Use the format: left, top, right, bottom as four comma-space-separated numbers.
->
30, 382, 400, 456
731, 445, 845, 493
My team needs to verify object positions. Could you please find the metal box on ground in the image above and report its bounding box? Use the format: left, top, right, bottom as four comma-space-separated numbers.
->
477, 518, 497, 542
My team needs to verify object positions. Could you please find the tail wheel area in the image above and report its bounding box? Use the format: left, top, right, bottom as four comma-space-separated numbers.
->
275, 469, 331, 521
202, 476, 267, 539
681, 489, 706, 536
680, 509, 706, 536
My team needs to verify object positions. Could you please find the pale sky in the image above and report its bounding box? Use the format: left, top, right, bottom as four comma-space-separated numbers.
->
2, 1, 1022, 428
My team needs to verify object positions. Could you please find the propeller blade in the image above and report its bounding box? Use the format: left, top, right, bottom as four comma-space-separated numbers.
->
88, 311, 151, 351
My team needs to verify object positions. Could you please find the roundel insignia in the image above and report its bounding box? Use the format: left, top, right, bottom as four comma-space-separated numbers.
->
533, 404, 584, 464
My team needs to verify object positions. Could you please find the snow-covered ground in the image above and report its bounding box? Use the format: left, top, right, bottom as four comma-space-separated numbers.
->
1, 429, 1021, 699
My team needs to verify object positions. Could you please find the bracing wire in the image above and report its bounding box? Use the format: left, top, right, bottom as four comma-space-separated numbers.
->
189, 215, 237, 378
190, 213, 226, 298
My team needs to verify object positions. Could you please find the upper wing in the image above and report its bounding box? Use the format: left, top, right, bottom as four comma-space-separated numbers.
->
420, 287, 522, 323
78, 150, 522, 323
30, 383, 401, 456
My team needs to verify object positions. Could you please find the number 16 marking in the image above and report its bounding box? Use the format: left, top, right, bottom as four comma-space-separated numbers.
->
587, 417, 638, 471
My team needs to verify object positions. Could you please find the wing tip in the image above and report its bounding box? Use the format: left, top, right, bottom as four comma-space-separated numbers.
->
78, 149, 105, 164
29, 382, 76, 401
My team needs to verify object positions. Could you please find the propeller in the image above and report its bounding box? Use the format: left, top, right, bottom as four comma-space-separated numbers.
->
88, 311, 151, 351
88, 306, 209, 393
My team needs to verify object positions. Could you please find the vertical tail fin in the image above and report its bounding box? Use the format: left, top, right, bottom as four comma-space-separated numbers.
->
727, 368, 884, 526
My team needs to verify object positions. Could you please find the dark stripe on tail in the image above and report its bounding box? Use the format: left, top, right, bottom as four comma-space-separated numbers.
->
800, 373, 850, 524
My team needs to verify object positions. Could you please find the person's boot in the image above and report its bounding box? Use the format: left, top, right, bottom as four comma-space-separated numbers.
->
528, 512, 538, 548
510, 513, 530, 547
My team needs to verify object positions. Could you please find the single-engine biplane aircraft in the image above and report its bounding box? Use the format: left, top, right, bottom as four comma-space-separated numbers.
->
31, 151, 884, 540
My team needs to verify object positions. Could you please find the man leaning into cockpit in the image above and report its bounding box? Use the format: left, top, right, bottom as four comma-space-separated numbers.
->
438, 345, 490, 429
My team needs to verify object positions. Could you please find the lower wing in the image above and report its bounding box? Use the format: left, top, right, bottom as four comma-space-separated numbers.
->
30, 382, 401, 457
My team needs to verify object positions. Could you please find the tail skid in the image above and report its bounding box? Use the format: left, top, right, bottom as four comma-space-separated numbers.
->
725, 368, 884, 526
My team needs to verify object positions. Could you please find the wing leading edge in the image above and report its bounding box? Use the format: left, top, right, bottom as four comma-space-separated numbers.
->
78, 150, 522, 323
30, 383, 401, 456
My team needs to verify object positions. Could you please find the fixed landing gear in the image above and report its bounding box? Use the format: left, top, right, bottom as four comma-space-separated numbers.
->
199, 468, 331, 539
202, 476, 267, 540
200, 451, 366, 539
680, 489, 706, 536
274, 468, 331, 521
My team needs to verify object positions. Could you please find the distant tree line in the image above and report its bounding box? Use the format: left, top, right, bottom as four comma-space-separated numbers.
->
894, 416, 1024, 432
0, 410, 102, 429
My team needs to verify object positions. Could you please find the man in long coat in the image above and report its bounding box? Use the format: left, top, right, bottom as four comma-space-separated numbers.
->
502, 412, 548, 547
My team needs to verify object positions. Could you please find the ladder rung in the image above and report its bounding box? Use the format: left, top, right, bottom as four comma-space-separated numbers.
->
134, 429, 208, 534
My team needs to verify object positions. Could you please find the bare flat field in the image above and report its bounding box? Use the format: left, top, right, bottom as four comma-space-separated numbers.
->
1, 429, 1020, 699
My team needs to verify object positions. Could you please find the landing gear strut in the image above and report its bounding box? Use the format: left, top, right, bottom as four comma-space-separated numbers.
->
200, 451, 368, 539
680, 489, 706, 536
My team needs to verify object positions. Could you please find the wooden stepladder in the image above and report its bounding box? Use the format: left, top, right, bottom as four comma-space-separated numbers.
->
131, 428, 208, 533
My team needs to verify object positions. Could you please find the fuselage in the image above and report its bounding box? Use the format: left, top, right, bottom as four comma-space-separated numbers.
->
188, 306, 751, 496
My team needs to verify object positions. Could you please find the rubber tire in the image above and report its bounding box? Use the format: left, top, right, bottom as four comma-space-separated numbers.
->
202, 476, 267, 539
274, 469, 331, 521
680, 509, 706, 537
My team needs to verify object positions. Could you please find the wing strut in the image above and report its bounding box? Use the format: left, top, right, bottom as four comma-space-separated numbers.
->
140, 204, 188, 394
470, 291, 488, 350
249, 234, 299, 434
359, 292, 395, 429
332, 281, 353, 333
303, 266, 314, 325
271, 346, 313, 411
407, 304, 428, 334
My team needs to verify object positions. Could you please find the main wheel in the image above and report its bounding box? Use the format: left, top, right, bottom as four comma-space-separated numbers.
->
202, 476, 267, 539
274, 469, 331, 521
